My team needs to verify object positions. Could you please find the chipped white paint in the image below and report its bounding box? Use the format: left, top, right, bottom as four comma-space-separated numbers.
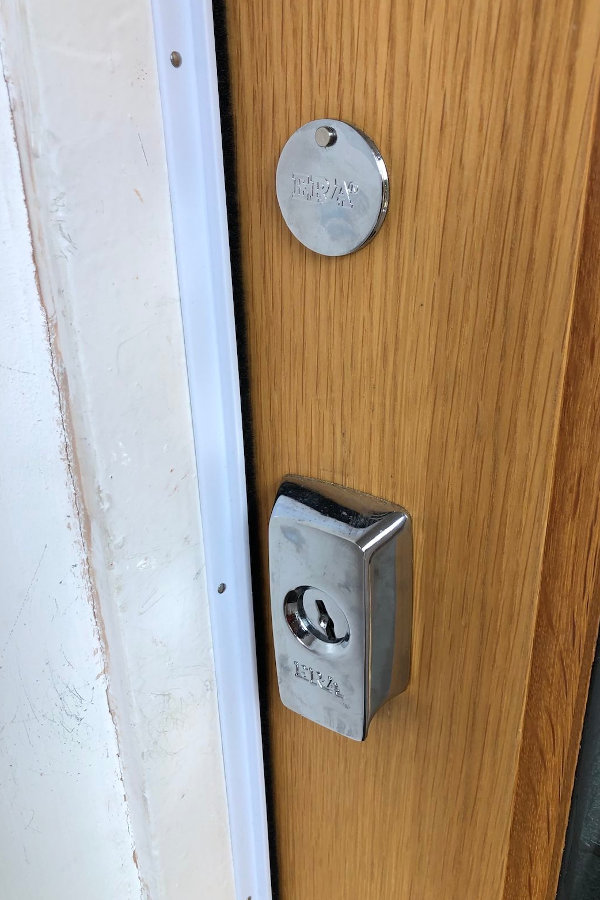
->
0, 1, 236, 897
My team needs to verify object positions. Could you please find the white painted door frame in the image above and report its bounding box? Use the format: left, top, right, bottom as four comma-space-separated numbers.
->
150, 3, 271, 898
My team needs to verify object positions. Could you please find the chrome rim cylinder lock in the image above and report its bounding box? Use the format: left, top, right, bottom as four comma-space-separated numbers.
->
269, 476, 412, 740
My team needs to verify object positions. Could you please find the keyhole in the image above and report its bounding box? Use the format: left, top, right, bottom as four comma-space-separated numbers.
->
284, 585, 350, 650
315, 597, 336, 641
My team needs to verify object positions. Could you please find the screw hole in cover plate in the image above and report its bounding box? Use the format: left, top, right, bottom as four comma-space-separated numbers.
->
284, 585, 350, 650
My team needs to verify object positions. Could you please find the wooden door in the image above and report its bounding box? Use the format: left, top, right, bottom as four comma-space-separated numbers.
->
220, 2, 600, 897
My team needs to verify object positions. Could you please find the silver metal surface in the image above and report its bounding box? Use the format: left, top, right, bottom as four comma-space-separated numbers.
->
276, 119, 389, 256
315, 125, 337, 148
269, 476, 412, 741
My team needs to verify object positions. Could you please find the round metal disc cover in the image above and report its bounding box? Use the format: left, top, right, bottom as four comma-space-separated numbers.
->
276, 119, 389, 257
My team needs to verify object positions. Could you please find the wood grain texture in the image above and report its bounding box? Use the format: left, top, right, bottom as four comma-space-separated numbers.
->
223, 2, 600, 897
503, 105, 600, 900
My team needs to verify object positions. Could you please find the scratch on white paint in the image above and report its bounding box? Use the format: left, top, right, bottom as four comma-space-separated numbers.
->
0, 545, 47, 661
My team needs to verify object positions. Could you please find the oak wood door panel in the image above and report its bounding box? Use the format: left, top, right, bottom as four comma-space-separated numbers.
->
504, 111, 600, 900
223, 2, 600, 897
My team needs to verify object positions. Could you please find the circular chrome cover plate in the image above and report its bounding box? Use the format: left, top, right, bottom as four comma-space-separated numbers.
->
276, 118, 389, 257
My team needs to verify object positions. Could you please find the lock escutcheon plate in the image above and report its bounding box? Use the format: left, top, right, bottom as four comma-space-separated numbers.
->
269, 476, 412, 741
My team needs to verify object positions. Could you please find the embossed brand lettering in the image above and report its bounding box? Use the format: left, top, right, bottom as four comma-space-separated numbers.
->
291, 173, 358, 208
293, 660, 344, 700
